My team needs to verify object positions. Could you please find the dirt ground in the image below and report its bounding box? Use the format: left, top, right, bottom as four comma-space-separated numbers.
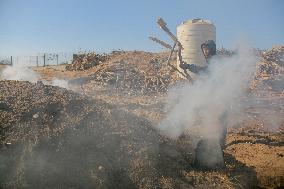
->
0, 65, 7, 73
0, 51, 284, 188
38, 63, 284, 188
86, 85, 284, 189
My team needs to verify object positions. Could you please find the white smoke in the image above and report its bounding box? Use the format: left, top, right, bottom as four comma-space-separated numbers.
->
0, 64, 71, 89
51, 78, 70, 89
157, 42, 257, 167
159, 43, 257, 138
0, 65, 40, 83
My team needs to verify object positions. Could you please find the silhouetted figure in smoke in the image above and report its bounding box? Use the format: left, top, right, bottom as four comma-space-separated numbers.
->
179, 40, 228, 170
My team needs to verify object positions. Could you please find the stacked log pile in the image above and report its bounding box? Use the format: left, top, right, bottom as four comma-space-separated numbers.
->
66, 52, 110, 71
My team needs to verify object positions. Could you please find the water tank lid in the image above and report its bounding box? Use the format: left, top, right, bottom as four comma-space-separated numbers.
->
180, 18, 214, 25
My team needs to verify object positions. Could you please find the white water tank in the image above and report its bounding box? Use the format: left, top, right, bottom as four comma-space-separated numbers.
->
177, 18, 216, 78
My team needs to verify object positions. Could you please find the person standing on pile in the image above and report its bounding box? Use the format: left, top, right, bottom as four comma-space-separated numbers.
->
179, 40, 228, 170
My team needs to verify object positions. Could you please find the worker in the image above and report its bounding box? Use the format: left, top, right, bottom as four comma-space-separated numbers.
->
179, 40, 216, 73
179, 40, 228, 170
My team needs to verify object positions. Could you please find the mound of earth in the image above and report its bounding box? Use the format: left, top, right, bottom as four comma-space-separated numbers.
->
2, 46, 283, 188
1, 80, 268, 189
0, 80, 195, 189
225, 123, 284, 188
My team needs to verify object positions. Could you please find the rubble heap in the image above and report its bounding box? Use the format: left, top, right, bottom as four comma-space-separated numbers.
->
66, 52, 110, 71
89, 51, 178, 95
0, 80, 194, 189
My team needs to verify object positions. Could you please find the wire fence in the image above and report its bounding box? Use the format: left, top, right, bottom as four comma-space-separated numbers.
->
0, 52, 74, 67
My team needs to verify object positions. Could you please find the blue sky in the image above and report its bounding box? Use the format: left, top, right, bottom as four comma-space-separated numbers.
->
0, 0, 283, 55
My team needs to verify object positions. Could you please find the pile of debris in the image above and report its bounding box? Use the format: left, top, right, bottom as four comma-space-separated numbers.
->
258, 61, 281, 76
89, 51, 178, 95
0, 80, 196, 189
262, 46, 284, 67
66, 52, 110, 71
251, 46, 284, 91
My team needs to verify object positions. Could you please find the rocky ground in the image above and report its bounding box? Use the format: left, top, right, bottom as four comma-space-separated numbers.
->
0, 48, 283, 188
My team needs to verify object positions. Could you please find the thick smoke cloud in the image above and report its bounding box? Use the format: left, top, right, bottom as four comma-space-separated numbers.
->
51, 78, 70, 89
159, 42, 257, 138
157, 42, 257, 167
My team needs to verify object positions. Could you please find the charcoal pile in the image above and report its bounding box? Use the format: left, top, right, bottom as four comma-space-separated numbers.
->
66, 52, 110, 71
89, 51, 178, 95
0, 80, 195, 189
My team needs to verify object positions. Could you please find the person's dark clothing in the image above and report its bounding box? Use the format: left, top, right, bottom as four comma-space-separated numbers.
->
180, 40, 216, 73
179, 63, 207, 74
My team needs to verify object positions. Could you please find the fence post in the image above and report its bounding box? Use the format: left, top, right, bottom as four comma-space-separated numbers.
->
10, 56, 13, 66
56, 54, 58, 65
43, 54, 46, 67
36, 56, 39, 67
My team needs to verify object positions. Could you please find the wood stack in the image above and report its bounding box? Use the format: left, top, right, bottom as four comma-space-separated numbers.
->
66, 52, 110, 71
